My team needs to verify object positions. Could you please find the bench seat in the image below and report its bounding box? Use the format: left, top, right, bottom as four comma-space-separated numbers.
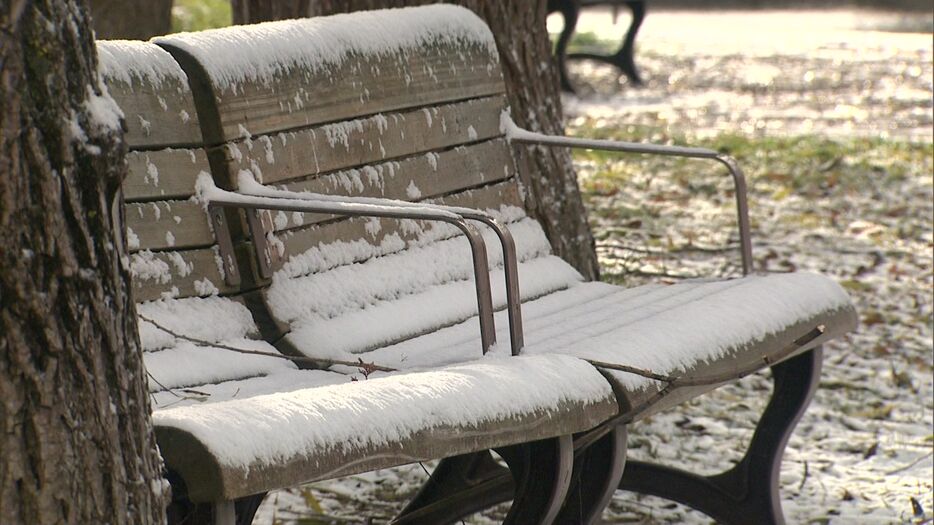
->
363, 270, 856, 416
267, 215, 855, 370
152, 353, 617, 502
266, 216, 856, 422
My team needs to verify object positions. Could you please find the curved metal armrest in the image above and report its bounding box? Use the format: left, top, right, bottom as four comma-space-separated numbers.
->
205, 187, 499, 356
231, 184, 526, 356
508, 129, 753, 275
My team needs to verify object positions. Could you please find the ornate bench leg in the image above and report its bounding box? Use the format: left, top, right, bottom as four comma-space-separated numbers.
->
212, 501, 235, 525
165, 483, 265, 525
556, 425, 628, 524
395, 436, 573, 524
395, 451, 512, 523
611, 0, 645, 85
567, 0, 645, 86
554, 0, 581, 93
497, 435, 574, 524
618, 347, 823, 525
233, 493, 266, 525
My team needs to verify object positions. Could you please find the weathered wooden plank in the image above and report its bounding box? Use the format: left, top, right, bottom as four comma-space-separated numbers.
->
156, 389, 618, 502
250, 139, 516, 233
226, 96, 507, 185
97, 41, 203, 149
211, 41, 504, 141
126, 200, 214, 252
130, 247, 235, 303
125, 148, 210, 201
273, 180, 523, 273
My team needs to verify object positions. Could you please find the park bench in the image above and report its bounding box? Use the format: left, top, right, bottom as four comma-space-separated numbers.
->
549, 0, 645, 92
98, 5, 857, 524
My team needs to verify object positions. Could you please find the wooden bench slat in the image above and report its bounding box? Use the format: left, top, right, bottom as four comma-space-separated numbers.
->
212, 41, 504, 141
253, 139, 516, 233
131, 248, 234, 302
225, 96, 507, 185
125, 149, 210, 201
126, 200, 213, 252
153, 354, 618, 502
273, 180, 523, 274
97, 41, 203, 149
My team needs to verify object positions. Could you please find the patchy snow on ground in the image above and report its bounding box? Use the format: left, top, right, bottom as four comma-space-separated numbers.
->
257, 9, 932, 524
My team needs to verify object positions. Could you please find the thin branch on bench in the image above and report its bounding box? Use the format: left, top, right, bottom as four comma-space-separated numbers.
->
138, 314, 397, 373
576, 325, 828, 451
146, 370, 182, 398
583, 360, 677, 382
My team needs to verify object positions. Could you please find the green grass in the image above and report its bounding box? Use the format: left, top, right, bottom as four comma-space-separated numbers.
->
549, 30, 619, 55
171, 0, 231, 33
570, 123, 932, 196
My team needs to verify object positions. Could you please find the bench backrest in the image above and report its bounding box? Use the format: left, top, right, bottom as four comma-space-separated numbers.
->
104, 6, 583, 391
153, 6, 522, 279
151, 6, 581, 359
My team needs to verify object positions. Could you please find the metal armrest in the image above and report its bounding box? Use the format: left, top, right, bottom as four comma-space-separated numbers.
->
504, 120, 753, 275
203, 182, 504, 356
235, 178, 525, 355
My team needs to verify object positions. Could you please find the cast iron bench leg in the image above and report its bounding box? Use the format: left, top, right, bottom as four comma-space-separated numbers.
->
555, 425, 628, 524
567, 0, 645, 86
553, 0, 580, 93
617, 347, 823, 525
395, 435, 574, 524
396, 450, 512, 522
167, 492, 266, 525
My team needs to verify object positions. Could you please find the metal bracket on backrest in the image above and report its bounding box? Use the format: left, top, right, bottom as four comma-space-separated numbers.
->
208, 205, 241, 287
245, 208, 284, 280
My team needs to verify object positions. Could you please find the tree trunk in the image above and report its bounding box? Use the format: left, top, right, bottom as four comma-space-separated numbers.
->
88, 0, 172, 40
239, 0, 601, 280
0, 1, 166, 523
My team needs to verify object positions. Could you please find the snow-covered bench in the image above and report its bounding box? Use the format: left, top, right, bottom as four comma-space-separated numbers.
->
100, 5, 857, 525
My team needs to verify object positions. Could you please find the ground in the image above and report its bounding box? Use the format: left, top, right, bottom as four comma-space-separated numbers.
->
256, 9, 933, 524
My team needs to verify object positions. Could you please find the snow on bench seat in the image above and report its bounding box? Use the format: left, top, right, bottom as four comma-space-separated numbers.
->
140, 296, 298, 395
269, 215, 583, 358
267, 215, 855, 386
354, 270, 856, 418
152, 354, 618, 502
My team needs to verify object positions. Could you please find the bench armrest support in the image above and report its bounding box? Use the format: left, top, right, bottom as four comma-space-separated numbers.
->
205, 188, 499, 356
506, 125, 753, 275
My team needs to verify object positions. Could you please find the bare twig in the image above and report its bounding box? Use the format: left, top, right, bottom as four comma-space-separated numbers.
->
138, 314, 396, 373
885, 451, 933, 476
583, 359, 676, 382
146, 370, 181, 398
576, 325, 827, 449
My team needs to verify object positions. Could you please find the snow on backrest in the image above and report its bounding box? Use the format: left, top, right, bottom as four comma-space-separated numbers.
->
139, 7, 580, 362
147, 5, 525, 291
153, 5, 505, 142
97, 40, 202, 149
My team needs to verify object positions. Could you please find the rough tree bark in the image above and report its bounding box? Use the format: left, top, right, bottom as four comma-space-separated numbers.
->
87, 0, 173, 40
0, 1, 166, 523
238, 0, 600, 280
